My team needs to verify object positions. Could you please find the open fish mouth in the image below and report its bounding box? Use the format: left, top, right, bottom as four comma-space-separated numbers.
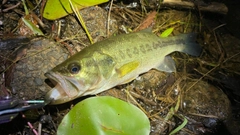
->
44, 72, 79, 104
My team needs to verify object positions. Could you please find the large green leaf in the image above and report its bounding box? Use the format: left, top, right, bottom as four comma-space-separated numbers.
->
43, 0, 108, 20
57, 96, 150, 135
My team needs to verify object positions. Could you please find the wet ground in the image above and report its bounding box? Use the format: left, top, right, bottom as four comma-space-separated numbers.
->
0, 0, 240, 134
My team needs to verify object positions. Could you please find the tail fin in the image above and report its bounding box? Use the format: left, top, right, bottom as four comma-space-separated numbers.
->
179, 33, 202, 56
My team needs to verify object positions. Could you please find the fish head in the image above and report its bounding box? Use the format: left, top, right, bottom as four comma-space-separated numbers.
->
44, 53, 102, 105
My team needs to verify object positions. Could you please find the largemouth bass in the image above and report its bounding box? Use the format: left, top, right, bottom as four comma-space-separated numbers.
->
45, 30, 202, 104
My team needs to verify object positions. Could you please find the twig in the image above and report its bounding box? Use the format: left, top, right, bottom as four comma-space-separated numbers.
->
22, 113, 39, 135
2, 2, 21, 12
161, 0, 228, 14
129, 91, 157, 106
134, 11, 157, 32
68, 0, 93, 44
124, 89, 149, 115
188, 112, 218, 119
107, 0, 113, 37
188, 51, 240, 92
2, 0, 8, 5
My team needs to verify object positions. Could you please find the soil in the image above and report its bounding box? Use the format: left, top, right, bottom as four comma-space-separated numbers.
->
0, 0, 240, 135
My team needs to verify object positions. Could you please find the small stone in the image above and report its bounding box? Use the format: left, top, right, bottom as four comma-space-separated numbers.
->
28, 64, 34, 70
34, 77, 43, 86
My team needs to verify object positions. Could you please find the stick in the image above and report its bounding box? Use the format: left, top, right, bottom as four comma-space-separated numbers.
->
161, 0, 228, 15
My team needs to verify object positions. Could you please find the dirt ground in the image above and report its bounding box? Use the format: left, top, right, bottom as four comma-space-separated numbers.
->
0, 0, 240, 134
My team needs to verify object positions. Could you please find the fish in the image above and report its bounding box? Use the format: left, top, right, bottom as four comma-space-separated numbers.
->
44, 30, 202, 104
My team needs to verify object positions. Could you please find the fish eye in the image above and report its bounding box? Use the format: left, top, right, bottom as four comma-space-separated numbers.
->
68, 63, 81, 74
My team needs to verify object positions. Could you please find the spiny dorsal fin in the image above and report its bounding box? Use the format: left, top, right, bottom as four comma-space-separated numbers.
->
138, 27, 152, 33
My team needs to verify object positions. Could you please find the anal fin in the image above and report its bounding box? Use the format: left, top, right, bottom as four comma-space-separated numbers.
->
155, 56, 176, 73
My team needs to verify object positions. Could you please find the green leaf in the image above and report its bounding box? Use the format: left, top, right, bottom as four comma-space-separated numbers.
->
160, 27, 174, 38
57, 96, 150, 135
169, 116, 188, 135
43, 0, 109, 20
22, 18, 43, 35
22, 0, 29, 15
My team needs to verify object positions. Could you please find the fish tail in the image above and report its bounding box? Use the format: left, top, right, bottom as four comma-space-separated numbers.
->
180, 33, 202, 56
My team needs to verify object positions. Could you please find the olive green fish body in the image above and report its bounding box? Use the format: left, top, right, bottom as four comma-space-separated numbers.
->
45, 30, 201, 104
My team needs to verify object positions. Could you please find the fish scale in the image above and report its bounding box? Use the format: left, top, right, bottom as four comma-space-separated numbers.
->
44, 30, 202, 104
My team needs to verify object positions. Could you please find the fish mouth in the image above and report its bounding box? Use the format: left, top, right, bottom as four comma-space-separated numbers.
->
44, 72, 79, 105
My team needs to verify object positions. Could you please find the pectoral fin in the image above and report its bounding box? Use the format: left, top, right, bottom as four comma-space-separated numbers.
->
155, 56, 176, 73
116, 61, 140, 78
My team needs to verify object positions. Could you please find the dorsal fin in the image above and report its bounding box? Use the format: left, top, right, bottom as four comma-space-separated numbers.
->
138, 27, 152, 33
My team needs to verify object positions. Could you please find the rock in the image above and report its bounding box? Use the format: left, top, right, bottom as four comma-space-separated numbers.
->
181, 80, 231, 134
9, 6, 117, 100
